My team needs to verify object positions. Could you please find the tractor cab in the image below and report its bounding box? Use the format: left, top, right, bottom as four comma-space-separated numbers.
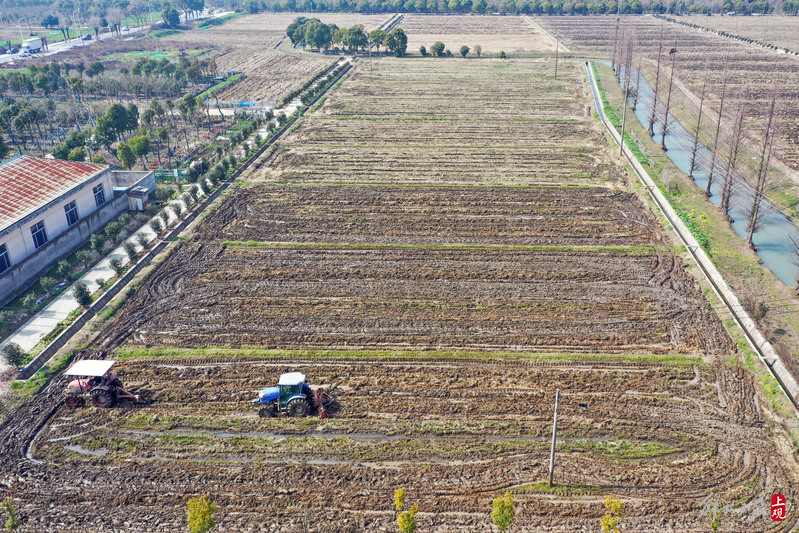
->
278, 372, 308, 408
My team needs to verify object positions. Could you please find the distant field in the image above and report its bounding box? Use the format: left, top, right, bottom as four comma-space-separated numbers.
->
400, 14, 555, 54
157, 12, 387, 104
680, 14, 799, 51
264, 59, 611, 185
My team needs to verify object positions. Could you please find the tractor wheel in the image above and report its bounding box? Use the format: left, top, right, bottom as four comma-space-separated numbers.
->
91, 388, 115, 408
259, 403, 277, 418
65, 395, 84, 408
287, 398, 309, 417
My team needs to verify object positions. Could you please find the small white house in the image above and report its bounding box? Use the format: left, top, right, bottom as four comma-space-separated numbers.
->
0, 156, 155, 305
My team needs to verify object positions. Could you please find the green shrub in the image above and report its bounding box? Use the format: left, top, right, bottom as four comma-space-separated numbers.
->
123, 241, 138, 262
109, 257, 125, 277
73, 281, 92, 308
1, 343, 26, 367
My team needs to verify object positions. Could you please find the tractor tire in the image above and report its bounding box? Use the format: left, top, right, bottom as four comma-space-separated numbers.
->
287, 397, 309, 417
65, 395, 84, 408
91, 387, 115, 408
259, 403, 277, 418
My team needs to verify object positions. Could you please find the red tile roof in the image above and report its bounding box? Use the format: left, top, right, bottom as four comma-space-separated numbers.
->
0, 156, 109, 232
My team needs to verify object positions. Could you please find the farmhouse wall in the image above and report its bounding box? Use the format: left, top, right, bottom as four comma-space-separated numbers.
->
0, 193, 129, 307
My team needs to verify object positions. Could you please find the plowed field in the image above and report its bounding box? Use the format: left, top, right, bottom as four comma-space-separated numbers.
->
0, 55, 796, 532
18, 353, 793, 531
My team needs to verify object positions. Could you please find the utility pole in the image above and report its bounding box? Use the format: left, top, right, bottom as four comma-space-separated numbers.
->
554, 31, 559, 80
548, 388, 561, 488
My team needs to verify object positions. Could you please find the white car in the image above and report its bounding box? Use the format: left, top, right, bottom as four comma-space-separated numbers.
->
18, 50, 30, 57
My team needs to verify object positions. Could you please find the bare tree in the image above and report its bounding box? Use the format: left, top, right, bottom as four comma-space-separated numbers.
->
719, 96, 747, 219
647, 23, 666, 137
631, 55, 643, 111
659, 39, 678, 151
705, 58, 730, 197
622, 29, 637, 93
611, 17, 621, 75
745, 86, 780, 248
688, 65, 709, 180
107, 7, 125, 36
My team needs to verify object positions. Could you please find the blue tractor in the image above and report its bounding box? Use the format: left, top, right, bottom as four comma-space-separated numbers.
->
253, 372, 318, 418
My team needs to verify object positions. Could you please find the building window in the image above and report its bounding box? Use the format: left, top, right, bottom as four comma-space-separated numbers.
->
64, 200, 79, 226
31, 221, 48, 249
93, 184, 106, 207
0, 244, 10, 274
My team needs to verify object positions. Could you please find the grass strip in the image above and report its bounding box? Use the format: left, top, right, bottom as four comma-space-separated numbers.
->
590, 61, 650, 167
197, 73, 242, 99
114, 346, 704, 368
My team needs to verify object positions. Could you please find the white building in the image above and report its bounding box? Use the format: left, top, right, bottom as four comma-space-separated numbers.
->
0, 156, 155, 305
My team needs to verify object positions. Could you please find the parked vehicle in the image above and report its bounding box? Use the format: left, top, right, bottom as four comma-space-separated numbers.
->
21, 37, 42, 53
82, 34, 92, 40
18, 51, 30, 58
6, 47, 18, 55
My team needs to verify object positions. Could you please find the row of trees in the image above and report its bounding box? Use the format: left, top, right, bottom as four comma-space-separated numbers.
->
251, 0, 789, 14
287, 17, 408, 55
423, 41, 482, 56
249, 0, 647, 15
611, 21, 781, 251
0, 57, 218, 100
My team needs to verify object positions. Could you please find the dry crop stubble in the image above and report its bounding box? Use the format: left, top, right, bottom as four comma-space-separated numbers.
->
262, 59, 616, 185
399, 14, 556, 54
158, 11, 386, 103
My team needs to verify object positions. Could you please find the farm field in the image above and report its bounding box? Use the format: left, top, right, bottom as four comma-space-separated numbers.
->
1, 55, 798, 531
20, 351, 790, 531
679, 14, 799, 51
264, 59, 615, 185
398, 14, 555, 54
534, 15, 799, 174
156, 12, 388, 104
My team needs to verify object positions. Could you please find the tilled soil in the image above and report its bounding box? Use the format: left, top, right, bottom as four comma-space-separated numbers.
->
1, 56, 797, 531
2, 355, 796, 531
95, 242, 731, 355
195, 186, 656, 247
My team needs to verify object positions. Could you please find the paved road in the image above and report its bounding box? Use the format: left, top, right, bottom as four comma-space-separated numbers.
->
0, 9, 230, 66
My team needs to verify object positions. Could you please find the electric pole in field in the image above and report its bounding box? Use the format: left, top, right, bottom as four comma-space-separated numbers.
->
548, 388, 561, 487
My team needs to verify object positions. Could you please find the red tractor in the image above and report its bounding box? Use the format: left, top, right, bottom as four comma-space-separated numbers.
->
64, 360, 144, 408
